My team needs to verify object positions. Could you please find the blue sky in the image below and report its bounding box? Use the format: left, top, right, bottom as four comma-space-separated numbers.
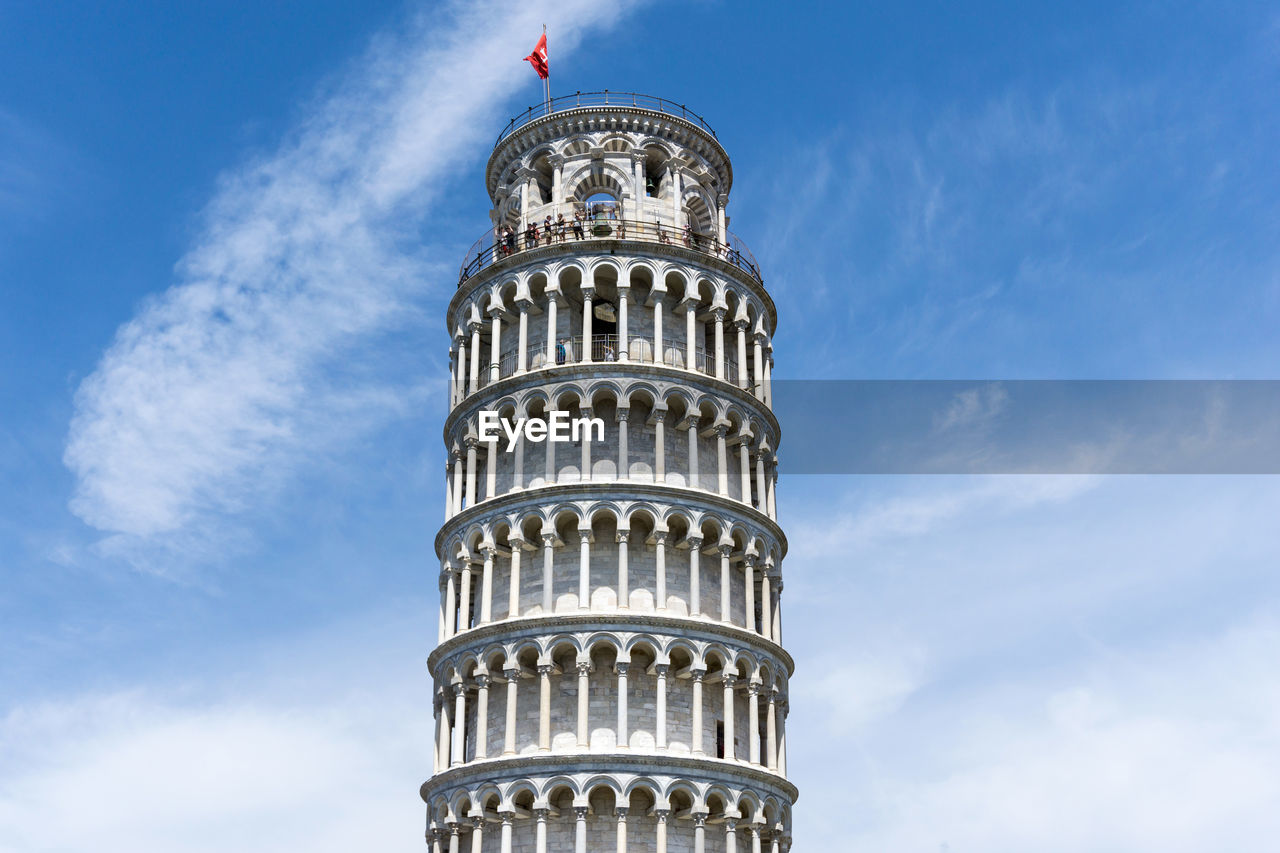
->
2, 1, 1279, 849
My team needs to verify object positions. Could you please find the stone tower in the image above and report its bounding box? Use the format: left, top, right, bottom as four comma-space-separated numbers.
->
423, 92, 793, 853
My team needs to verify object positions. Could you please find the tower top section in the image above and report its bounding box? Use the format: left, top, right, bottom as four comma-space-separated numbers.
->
484, 90, 733, 210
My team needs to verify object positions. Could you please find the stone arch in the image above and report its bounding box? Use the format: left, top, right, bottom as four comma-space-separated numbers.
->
681, 184, 715, 234
503, 779, 539, 813
566, 162, 631, 204
560, 134, 594, 157
599, 133, 635, 154
705, 785, 736, 819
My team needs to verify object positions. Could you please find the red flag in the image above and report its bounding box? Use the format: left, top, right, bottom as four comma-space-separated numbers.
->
524, 33, 548, 80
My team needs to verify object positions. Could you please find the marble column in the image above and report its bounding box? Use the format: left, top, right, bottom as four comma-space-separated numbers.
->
616, 531, 630, 609
616, 407, 629, 480
468, 322, 481, 395
691, 668, 706, 755
722, 673, 737, 760
537, 665, 553, 751
534, 809, 549, 853
748, 682, 761, 765
516, 299, 531, 374
479, 547, 494, 624
576, 661, 591, 749
451, 683, 466, 766
615, 808, 628, 853
719, 544, 732, 623
578, 530, 591, 610
655, 664, 669, 749
464, 437, 478, 510
654, 532, 668, 611
616, 662, 630, 750
474, 674, 489, 760
503, 668, 519, 755
507, 534, 524, 619
582, 287, 594, 363
713, 309, 727, 380
542, 534, 556, 613
687, 535, 703, 617
715, 425, 729, 497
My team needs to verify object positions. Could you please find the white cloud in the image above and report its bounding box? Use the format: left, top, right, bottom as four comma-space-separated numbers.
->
933, 383, 1009, 433
783, 476, 1280, 850
62, 0, 641, 567
788, 474, 1099, 557
832, 616, 1280, 852
0, 602, 436, 852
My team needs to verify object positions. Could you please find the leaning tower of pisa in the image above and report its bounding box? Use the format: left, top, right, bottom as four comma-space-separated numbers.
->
423, 92, 793, 853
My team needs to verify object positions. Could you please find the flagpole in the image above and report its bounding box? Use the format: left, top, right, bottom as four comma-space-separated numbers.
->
543, 24, 550, 115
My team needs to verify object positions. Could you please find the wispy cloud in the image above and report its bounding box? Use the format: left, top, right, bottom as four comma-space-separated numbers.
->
784, 476, 1280, 849
753, 71, 1280, 379
0, 606, 431, 852
62, 1, 641, 570
933, 382, 1009, 433
788, 474, 1099, 557
0, 108, 82, 234
833, 613, 1280, 851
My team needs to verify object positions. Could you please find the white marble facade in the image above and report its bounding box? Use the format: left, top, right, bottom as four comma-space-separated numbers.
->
424, 97, 794, 853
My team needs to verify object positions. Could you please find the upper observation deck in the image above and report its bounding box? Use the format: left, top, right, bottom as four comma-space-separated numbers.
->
493, 90, 719, 148
485, 90, 732, 202
456, 216, 762, 288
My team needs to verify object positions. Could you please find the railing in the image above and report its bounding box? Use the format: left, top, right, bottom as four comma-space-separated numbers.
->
457, 219, 762, 287
495, 90, 717, 148
471, 335, 748, 393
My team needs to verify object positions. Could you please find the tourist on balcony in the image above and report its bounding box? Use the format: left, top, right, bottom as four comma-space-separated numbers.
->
555, 213, 567, 243
556, 338, 567, 365
657, 219, 670, 244
499, 226, 514, 257
543, 215, 554, 246
572, 209, 585, 240
524, 221, 538, 249
603, 342, 616, 361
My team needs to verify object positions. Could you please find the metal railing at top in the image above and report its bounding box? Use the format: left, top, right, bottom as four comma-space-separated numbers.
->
457, 218, 762, 287
469, 335, 747, 393
495, 90, 717, 148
